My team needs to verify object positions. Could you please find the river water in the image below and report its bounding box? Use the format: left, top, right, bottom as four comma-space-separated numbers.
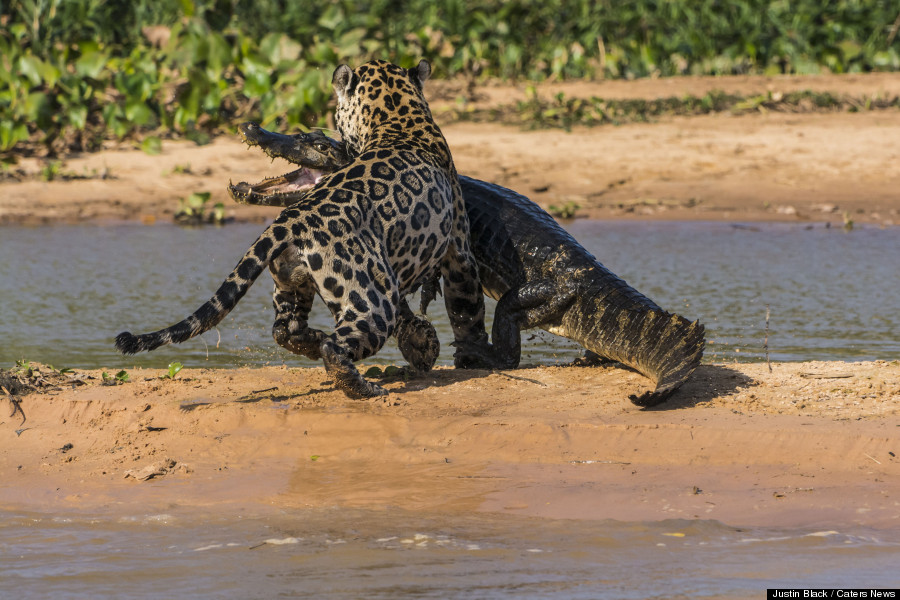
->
1, 221, 897, 369
1, 220, 899, 597
3, 508, 898, 598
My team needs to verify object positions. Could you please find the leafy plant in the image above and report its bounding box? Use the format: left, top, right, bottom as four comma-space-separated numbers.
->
102, 369, 130, 385
174, 191, 227, 226
548, 200, 580, 219
160, 361, 183, 380
1, 0, 898, 158
141, 136, 162, 156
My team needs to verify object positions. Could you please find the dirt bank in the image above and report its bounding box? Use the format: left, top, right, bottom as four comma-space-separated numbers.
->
1, 72, 898, 226
2, 360, 898, 530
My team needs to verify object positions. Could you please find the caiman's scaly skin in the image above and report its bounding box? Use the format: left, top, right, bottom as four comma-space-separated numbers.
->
232, 124, 705, 407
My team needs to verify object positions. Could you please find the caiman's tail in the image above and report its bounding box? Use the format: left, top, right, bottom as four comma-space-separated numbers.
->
624, 310, 705, 407
115, 231, 283, 355
579, 303, 705, 407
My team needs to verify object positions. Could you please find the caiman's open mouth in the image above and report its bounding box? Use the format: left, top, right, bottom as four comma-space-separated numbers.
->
229, 121, 350, 205
228, 167, 325, 205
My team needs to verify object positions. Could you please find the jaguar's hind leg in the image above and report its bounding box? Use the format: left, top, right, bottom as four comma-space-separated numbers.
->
319, 290, 398, 398
271, 278, 327, 360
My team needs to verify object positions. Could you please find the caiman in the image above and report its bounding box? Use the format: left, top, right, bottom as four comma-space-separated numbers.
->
230, 123, 705, 406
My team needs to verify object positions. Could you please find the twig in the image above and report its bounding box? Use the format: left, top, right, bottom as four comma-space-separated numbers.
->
492, 371, 547, 386
250, 386, 278, 394
764, 304, 772, 373
888, 11, 900, 47
2, 385, 26, 426
864, 453, 882, 465
597, 36, 607, 74
799, 372, 853, 379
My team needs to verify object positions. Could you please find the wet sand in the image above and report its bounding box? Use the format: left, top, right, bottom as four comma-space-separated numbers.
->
2, 361, 898, 531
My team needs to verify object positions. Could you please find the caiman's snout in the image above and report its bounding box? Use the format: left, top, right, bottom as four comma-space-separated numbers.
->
238, 122, 263, 147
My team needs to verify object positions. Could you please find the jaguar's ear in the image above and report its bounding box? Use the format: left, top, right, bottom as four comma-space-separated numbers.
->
332, 64, 357, 102
410, 59, 431, 89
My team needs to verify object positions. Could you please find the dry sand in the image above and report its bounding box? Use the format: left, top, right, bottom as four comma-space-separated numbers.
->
1, 72, 898, 531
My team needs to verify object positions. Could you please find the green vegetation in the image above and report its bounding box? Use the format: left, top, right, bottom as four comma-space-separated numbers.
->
548, 200, 581, 219
101, 369, 130, 385
2, 0, 899, 158
364, 365, 409, 380
13, 359, 32, 376
160, 361, 183, 380
174, 191, 227, 226
453, 89, 900, 130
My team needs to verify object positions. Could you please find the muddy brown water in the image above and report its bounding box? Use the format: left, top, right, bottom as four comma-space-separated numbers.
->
0, 221, 897, 370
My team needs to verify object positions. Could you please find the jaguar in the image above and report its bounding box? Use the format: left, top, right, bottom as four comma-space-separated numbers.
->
231, 124, 706, 406
116, 59, 493, 398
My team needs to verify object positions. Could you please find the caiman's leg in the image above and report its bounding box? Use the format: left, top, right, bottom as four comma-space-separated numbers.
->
271, 278, 327, 360
394, 299, 440, 375
492, 279, 578, 369
441, 232, 496, 369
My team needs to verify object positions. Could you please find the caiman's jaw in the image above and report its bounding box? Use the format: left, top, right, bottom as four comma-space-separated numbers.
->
228, 167, 325, 205
231, 121, 351, 204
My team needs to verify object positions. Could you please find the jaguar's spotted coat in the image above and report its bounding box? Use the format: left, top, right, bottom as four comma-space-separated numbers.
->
116, 59, 491, 398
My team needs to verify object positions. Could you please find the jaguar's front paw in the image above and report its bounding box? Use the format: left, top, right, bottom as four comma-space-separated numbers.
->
396, 313, 440, 374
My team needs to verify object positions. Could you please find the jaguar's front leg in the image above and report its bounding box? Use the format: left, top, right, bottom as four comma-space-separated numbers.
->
394, 298, 440, 375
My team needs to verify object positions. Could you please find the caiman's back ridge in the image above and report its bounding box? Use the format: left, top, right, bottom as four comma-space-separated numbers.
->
230, 123, 705, 407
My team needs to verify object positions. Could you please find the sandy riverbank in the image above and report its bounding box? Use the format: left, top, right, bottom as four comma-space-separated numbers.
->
2, 360, 898, 530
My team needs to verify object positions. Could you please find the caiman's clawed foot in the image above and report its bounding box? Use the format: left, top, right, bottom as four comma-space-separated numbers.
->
571, 350, 617, 367
452, 339, 514, 370
629, 388, 676, 408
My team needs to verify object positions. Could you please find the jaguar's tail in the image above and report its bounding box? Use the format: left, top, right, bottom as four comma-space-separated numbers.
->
115, 231, 285, 355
